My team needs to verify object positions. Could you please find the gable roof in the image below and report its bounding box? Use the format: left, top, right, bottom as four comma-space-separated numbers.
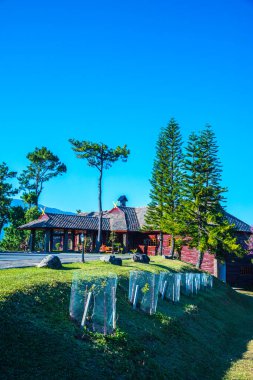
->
18, 207, 251, 233
18, 213, 111, 231
224, 211, 251, 233
122, 207, 140, 231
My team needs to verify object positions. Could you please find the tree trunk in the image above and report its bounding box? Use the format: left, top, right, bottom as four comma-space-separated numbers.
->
0, 221, 4, 236
196, 250, 204, 269
95, 169, 103, 252
170, 234, 175, 258
177, 249, 182, 261
158, 232, 163, 256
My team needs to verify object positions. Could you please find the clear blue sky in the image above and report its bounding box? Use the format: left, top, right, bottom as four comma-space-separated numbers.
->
0, 0, 253, 224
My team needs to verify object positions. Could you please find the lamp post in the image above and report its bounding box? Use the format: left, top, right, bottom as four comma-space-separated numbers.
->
81, 233, 85, 263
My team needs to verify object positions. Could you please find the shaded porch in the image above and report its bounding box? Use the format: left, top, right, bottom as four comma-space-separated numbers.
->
28, 228, 98, 253
28, 229, 131, 253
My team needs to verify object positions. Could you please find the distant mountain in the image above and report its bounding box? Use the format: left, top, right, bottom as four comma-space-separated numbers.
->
0, 200, 75, 240
11, 199, 75, 215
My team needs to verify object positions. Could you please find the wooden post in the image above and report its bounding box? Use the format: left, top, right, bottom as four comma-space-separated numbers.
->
29, 230, 35, 252
123, 233, 129, 252
50, 230, 53, 251
162, 280, 167, 300
112, 286, 116, 330
44, 230, 51, 252
91, 232, 96, 252
151, 275, 155, 314
104, 291, 107, 335
81, 292, 92, 327
63, 230, 68, 252
72, 231, 75, 251
133, 285, 139, 310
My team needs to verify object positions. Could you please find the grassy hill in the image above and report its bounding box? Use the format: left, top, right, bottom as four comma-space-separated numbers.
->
0, 257, 252, 380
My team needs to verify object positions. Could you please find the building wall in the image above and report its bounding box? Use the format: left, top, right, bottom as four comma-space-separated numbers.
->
225, 253, 253, 287
220, 232, 253, 287
135, 232, 214, 272
136, 231, 253, 286
180, 246, 215, 274
136, 232, 215, 273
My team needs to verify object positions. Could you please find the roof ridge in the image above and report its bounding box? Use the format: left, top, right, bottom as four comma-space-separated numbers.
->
224, 211, 251, 227
46, 212, 110, 219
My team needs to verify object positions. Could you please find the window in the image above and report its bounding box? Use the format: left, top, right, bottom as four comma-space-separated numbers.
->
143, 238, 157, 246
53, 230, 64, 235
240, 266, 253, 275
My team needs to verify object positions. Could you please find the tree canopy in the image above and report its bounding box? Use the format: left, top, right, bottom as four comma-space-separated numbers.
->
69, 139, 130, 251
144, 122, 244, 266
0, 162, 17, 234
18, 147, 67, 206
0, 205, 42, 252
69, 140, 129, 169
144, 118, 184, 256
183, 126, 242, 267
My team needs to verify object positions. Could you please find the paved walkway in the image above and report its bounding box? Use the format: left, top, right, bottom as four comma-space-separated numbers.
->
0, 252, 131, 269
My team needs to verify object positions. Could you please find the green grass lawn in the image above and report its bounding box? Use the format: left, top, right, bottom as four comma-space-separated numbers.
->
0, 257, 253, 380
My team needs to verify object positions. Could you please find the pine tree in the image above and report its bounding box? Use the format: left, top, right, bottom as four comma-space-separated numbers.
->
69, 139, 130, 252
144, 118, 184, 256
183, 126, 242, 268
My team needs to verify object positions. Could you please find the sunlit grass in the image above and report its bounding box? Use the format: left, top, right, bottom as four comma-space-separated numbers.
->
224, 340, 253, 380
0, 257, 253, 380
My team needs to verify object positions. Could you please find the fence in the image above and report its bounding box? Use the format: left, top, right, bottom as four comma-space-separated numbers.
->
200, 273, 213, 289
69, 270, 214, 333
181, 272, 214, 295
159, 272, 181, 302
181, 273, 195, 295
69, 272, 117, 335
129, 271, 160, 314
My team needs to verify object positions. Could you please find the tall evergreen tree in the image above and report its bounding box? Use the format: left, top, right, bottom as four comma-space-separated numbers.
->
144, 118, 184, 256
0, 163, 17, 235
183, 126, 242, 268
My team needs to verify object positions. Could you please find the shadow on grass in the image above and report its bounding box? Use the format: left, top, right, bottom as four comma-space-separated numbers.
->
0, 278, 253, 380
